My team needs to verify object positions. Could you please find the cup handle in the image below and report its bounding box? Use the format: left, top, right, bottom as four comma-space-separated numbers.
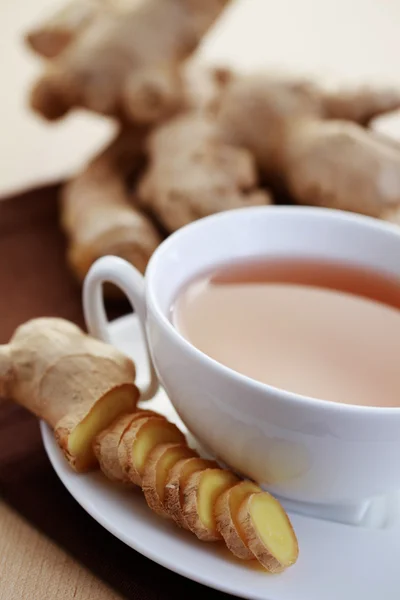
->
83, 255, 159, 401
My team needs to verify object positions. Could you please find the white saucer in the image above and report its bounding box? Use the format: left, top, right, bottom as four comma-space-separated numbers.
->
41, 314, 400, 600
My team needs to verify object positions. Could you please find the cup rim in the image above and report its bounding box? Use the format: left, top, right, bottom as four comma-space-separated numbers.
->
146, 205, 400, 416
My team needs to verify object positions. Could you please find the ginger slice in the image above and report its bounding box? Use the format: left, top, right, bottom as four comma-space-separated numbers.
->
182, 468, 239, 541
238, 492, 299, 573
215, 480, 261, 560
118, 415, 185, 485
93, 409, 159, 483
63, 383, 139, 471
142, 443, 197, 517
164, 457, 218, 529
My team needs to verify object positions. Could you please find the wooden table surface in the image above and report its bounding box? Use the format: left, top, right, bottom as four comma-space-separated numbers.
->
0, 502, 122, 600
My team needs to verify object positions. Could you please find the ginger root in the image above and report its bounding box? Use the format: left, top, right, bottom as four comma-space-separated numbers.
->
0, 318, 138, 471
26, 0, 138, 59
61, 127, 163, 285
238, 491, 299, 573
218, 74, 400, 218
215, 480, 261, 560
28, 0, 230, 123
138, 111, 272, 233
320, 85, 400, 126
26, 0, 106, 59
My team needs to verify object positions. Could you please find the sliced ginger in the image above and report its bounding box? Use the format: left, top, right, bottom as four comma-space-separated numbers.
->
65, 384, 138, 471
142, 443, 197, 516
0, 317, 138, 472
118, 415, 185, 485
96, 410, 298, 571
182, 468, 239, 541
2, 317, 299, 574
164, 457, 217, 528
215, 480, 261, 560
238, 492, 299, 573
93, 409, 159, 482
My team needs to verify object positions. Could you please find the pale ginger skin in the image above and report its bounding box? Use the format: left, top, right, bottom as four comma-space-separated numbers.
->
60, 66, 238, 285
381, 201, 400, 226
0, 318, 138, 471
29, 0, 231, 123
218, 74, 400, 218
61, 127, 163, 284
26, 0, 139, 59
26, 0, 106, 59
138, 111, 272, 233
284, 120, 400, 217
320, 85, 400, 126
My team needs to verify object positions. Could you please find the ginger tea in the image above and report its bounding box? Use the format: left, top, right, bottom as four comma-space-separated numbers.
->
172, 258, 400, 407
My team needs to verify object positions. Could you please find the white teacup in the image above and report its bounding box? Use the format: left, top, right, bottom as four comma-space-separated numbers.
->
83, 206, 400, 522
